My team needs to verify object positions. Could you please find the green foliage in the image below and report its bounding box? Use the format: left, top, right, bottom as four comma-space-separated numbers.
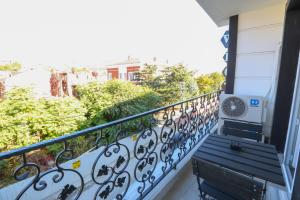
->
150, 64, 198, 103
36, 97, 87, 139
0, 62, 21, 72
71, 67, 89, 73
102, 80, 162, 120
136, 64, 223, 103
135, 64, 158, 87
196, 72, 224, 94
0, 88, 87, 152
0, 88, 42, 151
0, 70, 222, 153
75, 81, 111, 126
0, 81, 162, 152
76, 80, 162, 126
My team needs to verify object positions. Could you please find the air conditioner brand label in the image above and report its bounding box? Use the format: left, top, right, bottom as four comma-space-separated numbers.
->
250, 99, 260, 107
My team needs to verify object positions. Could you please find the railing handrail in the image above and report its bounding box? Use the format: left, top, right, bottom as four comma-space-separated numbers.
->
0, 90, 221, 160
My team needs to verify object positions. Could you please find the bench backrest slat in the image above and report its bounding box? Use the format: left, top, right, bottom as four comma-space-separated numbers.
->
222, 120, 263, 141
192, 159, 263, 200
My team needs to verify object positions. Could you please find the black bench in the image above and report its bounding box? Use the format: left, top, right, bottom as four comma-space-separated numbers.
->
222, 120, 263, 142
193, 159, 264, 200
200, 181, 236, 200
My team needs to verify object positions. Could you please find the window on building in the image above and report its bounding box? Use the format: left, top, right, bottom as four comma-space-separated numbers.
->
128, 72, 136, 81
108, 73, 112, 80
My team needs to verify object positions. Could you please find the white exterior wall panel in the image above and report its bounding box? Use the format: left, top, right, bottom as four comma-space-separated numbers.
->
236, 52, 275, 78
235, 3, 285, 96
234, 3, 285, 137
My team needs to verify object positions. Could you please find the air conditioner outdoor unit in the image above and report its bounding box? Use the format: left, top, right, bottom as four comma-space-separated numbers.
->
219, 94, 265, 124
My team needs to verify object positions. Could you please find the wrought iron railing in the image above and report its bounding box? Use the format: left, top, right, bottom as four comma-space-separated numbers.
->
0, 91, 221, 200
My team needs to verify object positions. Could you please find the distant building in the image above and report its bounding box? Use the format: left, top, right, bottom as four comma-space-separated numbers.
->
4, 68, 52, 97
1, 66, 107, 98
68, 67, 107, 96
88, 67, 107, 83
106, 56, 141, 81
106, 56, 170, 82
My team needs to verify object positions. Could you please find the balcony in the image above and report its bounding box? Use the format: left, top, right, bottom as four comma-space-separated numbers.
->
0, 91, 221, 200
0, 0, 298, 199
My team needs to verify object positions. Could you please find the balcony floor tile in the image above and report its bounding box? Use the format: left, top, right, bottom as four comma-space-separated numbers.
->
160, 162, 199, 200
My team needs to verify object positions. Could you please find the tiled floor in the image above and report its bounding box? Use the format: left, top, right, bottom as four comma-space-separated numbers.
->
161, 161, 200, 200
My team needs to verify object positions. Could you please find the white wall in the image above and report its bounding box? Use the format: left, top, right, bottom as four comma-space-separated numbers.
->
234, 3, 285, 137
5, 69, 52, 98
235, 3, 285, 96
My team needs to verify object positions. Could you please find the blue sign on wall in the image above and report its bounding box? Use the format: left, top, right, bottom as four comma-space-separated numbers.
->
223, 51, 228, 63
221, 30, 229, 48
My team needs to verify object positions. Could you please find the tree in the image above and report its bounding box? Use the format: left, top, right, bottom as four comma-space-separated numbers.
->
0, 88, 88, 186
153, 64, 198, 103
0, 88, 87, 152
76, 80, 162, 126
0, 88, 42, 151
135, 64, 157, 85
0, 62, 22, 72
209, 72, 225, 90
196, 72, 224, 94
71, 67, 89, 73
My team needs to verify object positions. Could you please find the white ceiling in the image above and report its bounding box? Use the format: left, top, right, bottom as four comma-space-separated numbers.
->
196, 0, 285, 26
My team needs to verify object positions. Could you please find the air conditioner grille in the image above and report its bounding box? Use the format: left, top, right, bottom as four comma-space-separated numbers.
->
221, 96, 246, 117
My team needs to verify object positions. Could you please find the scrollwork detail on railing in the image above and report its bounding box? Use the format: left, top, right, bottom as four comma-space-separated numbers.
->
13, 141, 84, 200
94, 171, 130, 200
160, 107, 177, 173
188, 100, 199, 148
133, 117, 158, 197
92, 125, 131, 200
176, 103, 191, 157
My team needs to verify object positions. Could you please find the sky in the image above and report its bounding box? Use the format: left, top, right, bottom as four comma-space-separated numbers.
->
0, 0, 228, 74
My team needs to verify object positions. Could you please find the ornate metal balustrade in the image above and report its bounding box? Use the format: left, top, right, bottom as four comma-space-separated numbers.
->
0, 91, 221, 200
